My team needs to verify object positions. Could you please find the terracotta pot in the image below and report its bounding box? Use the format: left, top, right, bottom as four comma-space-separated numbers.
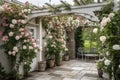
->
48, 59, 55, 68
38, 61, 46, 72
64, 55, 69, 61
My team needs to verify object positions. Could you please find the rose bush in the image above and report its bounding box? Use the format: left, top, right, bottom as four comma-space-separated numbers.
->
0, 2, 39, 79
97, 11, 120, 79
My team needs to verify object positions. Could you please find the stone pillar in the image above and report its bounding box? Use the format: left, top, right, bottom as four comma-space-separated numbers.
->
66, 30, 75, 59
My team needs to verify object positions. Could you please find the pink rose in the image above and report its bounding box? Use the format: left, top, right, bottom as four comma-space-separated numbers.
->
2, 36, 8, 42
0, 31, 3, 36
2, 22, 8, 27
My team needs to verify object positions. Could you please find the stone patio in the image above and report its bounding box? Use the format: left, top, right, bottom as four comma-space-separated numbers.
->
23, 60, 102, 80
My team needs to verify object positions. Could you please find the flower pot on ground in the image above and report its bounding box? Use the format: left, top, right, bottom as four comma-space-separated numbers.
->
55, 53, 62, 66
63, 54, 70, 61
47, 59, 55, 68
38, 61, 46, 72
97, 68, 103, 78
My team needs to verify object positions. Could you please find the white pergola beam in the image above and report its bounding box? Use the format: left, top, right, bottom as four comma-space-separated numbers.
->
28, 2, 109, 21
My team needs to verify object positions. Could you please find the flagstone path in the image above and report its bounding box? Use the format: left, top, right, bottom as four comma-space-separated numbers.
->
23, 60, 102, 80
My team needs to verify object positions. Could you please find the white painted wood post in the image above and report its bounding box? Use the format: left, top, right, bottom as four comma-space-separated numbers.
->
39, 19, 43, 61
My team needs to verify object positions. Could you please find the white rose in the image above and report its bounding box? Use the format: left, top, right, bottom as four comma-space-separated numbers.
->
108, 13, 115, 18
93, 28, 98, 33
13, 47, 18, 52
8, 51, 12, 55
24, 40, 27, 43
23, 45, 27, 49
28, 9, 31, 13
8, 32, 14, 37
12, 19, 17, 24
106, 17, 111, 23
100, 17, 107, 27
19, 28, 24, 32
0, 6, 4, 13
21, 32, 24, 35
10, 24, 14, 28
19, 35, 22, 38
15, 36, 20, 40
12, 51, 16, 56
112, 44, 120, 50
34, 49, 38, 53
29, 46, 33, 49
23, 9, 28, 13
100, 36, 106, 43
104, 59, 111, 66
21, 20, 27, 24
25, 33, 29, 37
49, 36, 53, 39
18, 13, 22, 16
119, 65, 120, 68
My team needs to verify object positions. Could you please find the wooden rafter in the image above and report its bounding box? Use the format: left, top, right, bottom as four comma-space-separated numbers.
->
45, 3, 61, 12
60, 0, 71, 10
28, 2, 109, 22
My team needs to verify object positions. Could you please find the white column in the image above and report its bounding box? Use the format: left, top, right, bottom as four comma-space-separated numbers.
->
39, 19, 43, 61
114, 0, 119, 11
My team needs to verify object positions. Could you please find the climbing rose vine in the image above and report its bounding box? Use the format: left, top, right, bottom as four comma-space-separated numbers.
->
0, 3, 39, 78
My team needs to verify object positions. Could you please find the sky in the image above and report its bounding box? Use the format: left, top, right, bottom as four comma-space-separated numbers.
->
18, 0, 74, 7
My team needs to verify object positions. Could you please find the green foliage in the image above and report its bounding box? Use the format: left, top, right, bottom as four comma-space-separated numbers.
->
95, 1, 114, 21
97, 8, 120, 80
43, 16, 66, 65
82, 27, 99, 53
0, 3, 38, 79
75, 27, 84, 54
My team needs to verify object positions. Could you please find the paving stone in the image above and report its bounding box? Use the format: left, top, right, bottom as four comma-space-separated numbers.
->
71, 67, 84, 71
50, 77, 63, 80
34, 77, 51, 80
68, 71, 80, 76
23, 60, 100, 80
63, 78, 77, 80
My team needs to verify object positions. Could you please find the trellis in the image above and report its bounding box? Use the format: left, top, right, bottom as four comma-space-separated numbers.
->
28, 1, 109, 22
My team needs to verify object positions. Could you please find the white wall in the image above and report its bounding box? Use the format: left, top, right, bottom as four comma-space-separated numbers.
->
0, 40, 11, 73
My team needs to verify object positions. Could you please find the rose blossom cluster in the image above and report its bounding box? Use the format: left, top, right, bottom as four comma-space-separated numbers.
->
100, 13, 115, 31
0, 3, 39, 56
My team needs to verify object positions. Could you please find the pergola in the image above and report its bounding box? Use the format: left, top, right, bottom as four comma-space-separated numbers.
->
28, 2, 109, 22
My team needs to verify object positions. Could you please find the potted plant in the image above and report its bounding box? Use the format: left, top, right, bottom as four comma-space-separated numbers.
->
96, 60, 104, 78
45, 54, 55, 68
63, 53, 70, 61
38, 61, 46, 72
